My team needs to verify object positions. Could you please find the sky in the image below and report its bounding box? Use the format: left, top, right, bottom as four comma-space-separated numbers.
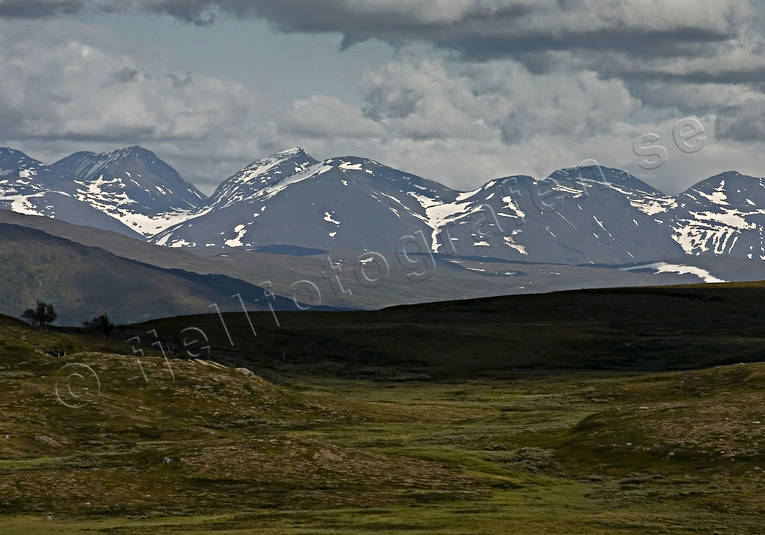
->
1, 0, 764, 195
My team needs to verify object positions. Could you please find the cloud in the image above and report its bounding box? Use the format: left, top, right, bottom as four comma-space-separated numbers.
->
114, 0, 221, 25
629, 80, 765, 111
1, 3, 764, 197
126, 0, 753, 39
360, 52, 637, 144
716, 101, 765, 142
8, 1, 758, 55
115, 1, 765, 132
4, 2, 763, 88
300, 52, 765, 194
281, 95, 386, 138
0, 0, 85, 18
124, 1, 758, 55
0, 19, 275, 189
0, 24, 262, 143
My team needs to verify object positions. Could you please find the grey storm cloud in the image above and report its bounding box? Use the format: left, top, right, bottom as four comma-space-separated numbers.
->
51, 1, 765, 97
128, 0, 758, 55
717, 101, 765, 141
0, 0, 86, 17
5, 1, 763, 79
5, 1, 758, 49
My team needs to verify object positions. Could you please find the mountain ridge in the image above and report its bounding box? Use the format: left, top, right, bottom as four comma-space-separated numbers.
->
8, 143, 758, 201
3, 144, 765, 266
153, 147, 763, 265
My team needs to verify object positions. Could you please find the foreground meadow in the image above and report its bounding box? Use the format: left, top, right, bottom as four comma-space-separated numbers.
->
0, 312, 762, 534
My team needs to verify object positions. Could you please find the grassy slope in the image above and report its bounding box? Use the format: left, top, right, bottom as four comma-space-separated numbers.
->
0, 305, 762, 534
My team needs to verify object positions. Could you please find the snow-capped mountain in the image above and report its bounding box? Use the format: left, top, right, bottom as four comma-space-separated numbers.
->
661, 171, 765, 259
430, 167, 684, 264
50, 146, 206, 236
0, 146, 205, 237
5, 145, 765, 273
152, 148, 458, 251
151, 150, 686, 265
0, 148, 56, 204
203, 147, 319, 211
0, 148, 145, 236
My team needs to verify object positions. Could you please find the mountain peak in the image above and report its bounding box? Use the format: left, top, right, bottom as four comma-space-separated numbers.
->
680, 171, 763, 199
0, 147, 40, 163
238, 147, 317, 178
52, 146, 160, 175
0, 147, 28, 157
205, 147, 319, 210
549, 164, 663, 195
107, 145, 160, 161
273, 146, 307, 158
0, 148, 45, 178
705, 170, 755, 182
40, 146, 207, 236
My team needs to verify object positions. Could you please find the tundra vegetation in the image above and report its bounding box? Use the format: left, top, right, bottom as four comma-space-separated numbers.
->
0, 284, 763, 534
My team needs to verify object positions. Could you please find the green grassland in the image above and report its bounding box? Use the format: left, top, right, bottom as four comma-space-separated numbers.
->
1, 285, 764, 534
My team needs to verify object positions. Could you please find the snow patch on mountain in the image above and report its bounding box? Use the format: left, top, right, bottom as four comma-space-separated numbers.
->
225, 224, 248, 247
324, 211, 340, 225
504, 234, 528, 255
698, 180, 729, 205
621, 262, 725, 283
5, 194, 46, 216
407, 191, 471, 252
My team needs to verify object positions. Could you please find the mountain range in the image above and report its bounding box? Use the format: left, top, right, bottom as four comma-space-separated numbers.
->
4, 145, 763, 267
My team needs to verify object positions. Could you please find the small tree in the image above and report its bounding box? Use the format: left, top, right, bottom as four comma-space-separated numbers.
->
22, 301, 57, 330
83, 314, 115, 338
